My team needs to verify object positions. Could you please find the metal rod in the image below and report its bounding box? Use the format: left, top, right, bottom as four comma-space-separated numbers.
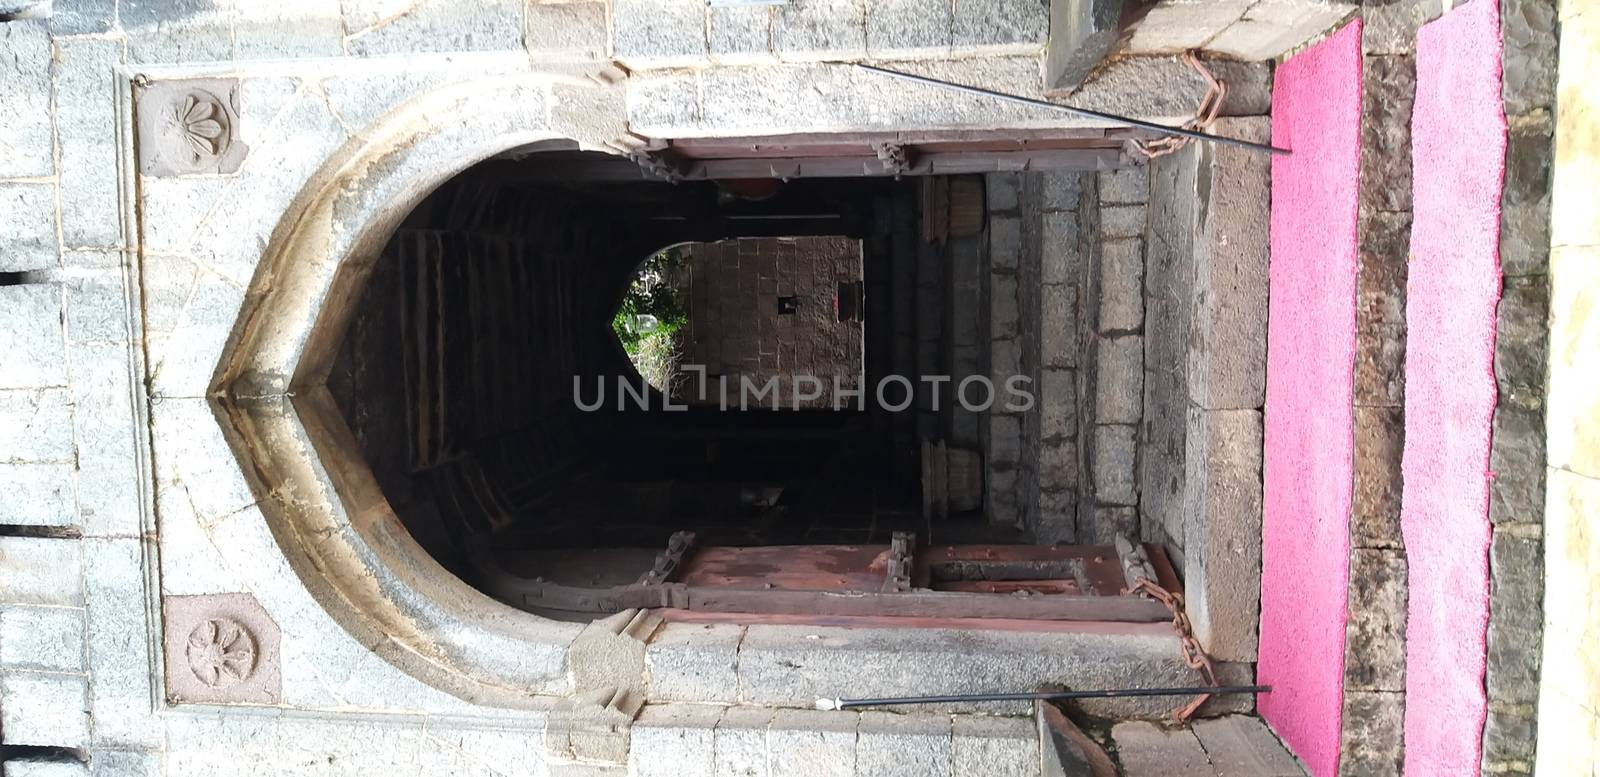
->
851, 63, 1291, 157
818, 684, 1271, 710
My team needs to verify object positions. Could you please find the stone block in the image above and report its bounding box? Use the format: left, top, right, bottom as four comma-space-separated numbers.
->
1041, 284, 1077, 369
1481, 706, 1538, 768
1500, 120, 1554, 277
526, 2, 610, 60
0, 21, 53, 179
1338, 690, 1404, 775
1110, 721, 1211, 776
121, 0, 233, 62
1207, 0, 1356, 61
0, 388, 73, 463
0, 285, 65, 390
1357, 210, 1412, 330
0, 670, 89, 748
83, 537, 159, 748
953, 0, 1048, 52
1092, 424, 1138, 506
1040, 369, 1076, 440
1097, 238, 1144, 333
1362, 0, 1440, 55
68, 343, 142, 537
1045, 0, 1126, 90
0, 604, 85, 672
64, 273, 131, 343
1353, 325, 1405, 407
951, 716, 1037, 777
1359, 54, 1416, 214
1486, 530, 1544, 705
1489, 402, 1546, 526
1190, 117, 1270, 410
53, 37, 125, 250
1342, 549, 1407, 692
1097, 167, 1148, 205
0, 182, 57, 272
768, 709, 857, 777
4, 761, 91, 777
990, 215, 1022, 271
1100, 205, 1147, 239
233, 4, 345, 60
134, 79, 247, 177
991, 273, 1020, 338
857, 711, 952, 777
1551, 8, 1600, 249
775, 0, 867, 62
987, 172, 1020, 212
150, 397, 256, 522
714, 706, 773, 777
1036, 489, 1077, 543
645, 623, 742, 703
867, 0, 953, 58
162, 592, 282, 705
1041, 171, 1084, 212
1093, 335, 1143, 423
629, 704, 720, 777
1495, 274, 1550, 400
0, 463, 75, 527
989, 413, 1023, 467
1041, 212, 1079, 285
1124, 0, 1253, 53
49, 0, 116, 35
1502, 0, 1558, 116
710, 4, 775, 64
1085, 505, 1136, 546
1545, 245, 1600, 479
1181, 408, 1263, 662
343, 0, 525, 57
1351, 406, 1405, 548
0, 536, 83, 606
1190, 716, 1304, 776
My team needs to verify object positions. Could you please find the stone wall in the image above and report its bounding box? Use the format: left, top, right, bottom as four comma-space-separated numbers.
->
678, 237, 865, 408
1087, 167, 1149, 546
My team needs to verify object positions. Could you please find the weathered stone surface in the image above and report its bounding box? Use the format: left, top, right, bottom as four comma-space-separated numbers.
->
1500, 120, 1554, 277
1536, 468, 1600, 775
68, 342, 142, 537
1041, 171, 1084, 212
711, 706, 772, 777
1040, 369, 1077, 440
1357, 210, 1412, 330
83, 537, 160, 748
0, 463, 75, 527
4, 760, 91, 777
0, 537, 82, 606
991, 215, 1022, 271
1092, 424, 1138, 506
1125, 0, 1252, 52
1041, 283, 1077, 369
1342, 549, 1408, 691
163, 592, 283, 705
64, 273, 130, 343
1041, 212, 1079, 285
1338, 690, 1404, 775
0, 670, 89, 747
526, 2, 609, 60
987, 172, 1021, 212
1097, 238, 1144, 333
1486, 530, 1544, 705
857, 711, 952, 777
0, 388, 73, 463
1502, 0, 1559, 116
1094, 336, 1143, 424
645, 623, 741, 703
992, 273, 1021, 338
1351, 406, 1405, 548
952, 0, 1048, 52
991, 338, 1021, 391
1100, 205, 1147, 239
1207, 0, 1355, 61
709, 3, 774, 64
1361, 0, 1441, 55
49, 0, 117, 35
343, 0, 524, 57
613, 0, 707, 66
1190, 715, 1304, 776
768, 709, 857, 777
1181, 408, 1262, 663
629, 704, 720, 777
868, 0, 953, 58
1359, 54, 1416, 213
775, 0, 867, 61
1111, 720, 1211, 776
1482, 705, 1538, 769
0, 285, 66, 390
989, 413, 1024, 467
1039, 443, 1078, 490
1495, 274, 1550, 401
135, 79, 247, 177
233, 4, 345, 60
1036, 488, 1077, 544
1551, 10, 1600, 249
1098, 167, 1148, 205
1489, 402, 1546, 526
951, 715, 1038, 777
0, 604, 85, 673
1353, 325, 1405, 407
0, 21, 53, 179
1084, 505, 1136, 546
1190, 117, 1269, 411
1045, 0, 1125, 90
119, 0, 233, 62
0, 182, 57, 272
1546, 245, 1600, 478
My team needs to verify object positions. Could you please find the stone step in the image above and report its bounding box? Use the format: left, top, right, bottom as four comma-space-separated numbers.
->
624, 703, 1040, 777
643, 621, 1251, 719
1110, 716, 1304, 777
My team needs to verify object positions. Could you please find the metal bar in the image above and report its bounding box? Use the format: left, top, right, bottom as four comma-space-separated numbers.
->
822, 684, 1272, 710
851, 63, 1291, 157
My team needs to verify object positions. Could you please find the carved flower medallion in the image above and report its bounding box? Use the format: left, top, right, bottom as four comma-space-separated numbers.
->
185, 618, 257, 689
161, 91, 232, 166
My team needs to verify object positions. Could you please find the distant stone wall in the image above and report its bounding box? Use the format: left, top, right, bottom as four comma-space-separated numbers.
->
676, 237, 864, 409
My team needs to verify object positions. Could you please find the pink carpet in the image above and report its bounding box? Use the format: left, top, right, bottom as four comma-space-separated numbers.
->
1403, 1, 1506, 773
1258, 21, 1362, 777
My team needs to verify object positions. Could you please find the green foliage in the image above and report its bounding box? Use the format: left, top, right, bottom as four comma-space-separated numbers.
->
614, 248, 689, 388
